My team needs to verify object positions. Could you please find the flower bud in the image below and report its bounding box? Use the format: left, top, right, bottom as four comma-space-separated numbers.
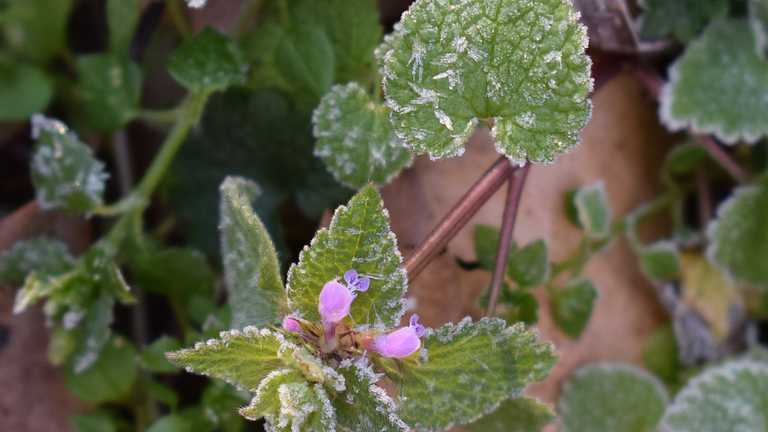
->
282, 316, 301, 333
372, 315, 426, 359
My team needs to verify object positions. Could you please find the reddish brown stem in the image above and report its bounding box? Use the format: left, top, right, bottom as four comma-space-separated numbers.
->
404, 156, 517, 282
696, 168, 712, 228
486, 163, 530, 316
694, 135, 749, 184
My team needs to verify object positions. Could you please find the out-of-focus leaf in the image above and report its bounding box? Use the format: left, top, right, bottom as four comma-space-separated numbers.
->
168, 28, 245, 94
750, 0, 768, 57
0, 60, 53, 120
140, 336, 182, 374
107, 0, 139, 55
508, 239, 549, 288
71, 411, 119, 432
71, 292, 115, 373
201, 381, 248, 432
551, 278, 598, 338
661, 142, 710, 185
76, 54, 142, 130
639, 0, 728, 42
276, 25, 335, 101
2, 0, 73, 62
467, 397, 554, 432
503, 290, 539, 325
0, 237, 73, 286
573, 182, 611, 240
130, 245, 214, 297
146, 379, 179, 409
638, 241, 681, 282
473, 224, 501, 270
65, 337, 138, 403
643, 323, 681, 386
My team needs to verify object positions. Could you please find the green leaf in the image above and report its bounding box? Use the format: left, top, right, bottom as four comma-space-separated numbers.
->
380, 0, 592, 162
661, 142, 710, 185
276, 25, 335, 101
638, 241, 681, 281
65, 337, 138, 403
30, 115, 108, 212
1, 0, 73, 63
559, 363, 669, 432
643, 324, 681, 386
502, 290, 539, 325
168, 27, 245, 94
508, 239, 549, 288
71, 411, 119, 432
660, 19, 768, 144
141, 336, 182, 373
201, 381, 249, 432
130, 245, 214, 297
750, 0, 768, 57
335, 359, 408, 432
551, 278, 598, 338
467, 397, 554, 432
396, 318, 556, 430
286, 185, 407, 327
107, 0, 139, 55
639, 0, 728, 42
313, 83, 413, 188
707, 181, 768, 287
147, 411, 213, 432
147, 379, 180, 409
660, 361, 768, 431
0, 237, 74, 286
0, 60, 53, 120
573, 182, 611, 240
220, 177, 285, 328
71, 291, 115, 373
474, 224, 501, 270
76, 54, 142, 130
167, 327, 284, 391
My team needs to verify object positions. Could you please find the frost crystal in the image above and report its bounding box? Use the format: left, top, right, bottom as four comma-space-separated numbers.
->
186, 0, 207, 8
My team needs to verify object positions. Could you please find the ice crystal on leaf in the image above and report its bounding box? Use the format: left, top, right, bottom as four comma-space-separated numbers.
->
380, 0, 592, 163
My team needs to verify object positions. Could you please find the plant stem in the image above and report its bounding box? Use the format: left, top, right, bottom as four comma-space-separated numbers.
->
696, 168, 712, 227
404, 156, 517, 282
167, 0, 192, 39
235, 0, 264, 39
694, 135, 749, 184
486, 163, 530, 316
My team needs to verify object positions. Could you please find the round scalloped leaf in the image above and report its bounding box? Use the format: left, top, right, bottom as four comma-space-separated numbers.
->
313, 83, 413, 188
660, 19, 768, 144
660, 361, 768, 431
707, 181, 768, 288
380, 0, 592, 163
559, 363, 669, 432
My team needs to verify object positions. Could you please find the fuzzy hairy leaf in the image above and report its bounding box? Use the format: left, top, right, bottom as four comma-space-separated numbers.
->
707, 181, 768, 287
507, 239, 549, 288
313, 83, 413, 188
76, 54, 142, 130
380, 0, 592, 162
168, 28, 245, 94
467, 397, 554, 432
1, 0, 73, 62
220, 177, 285, 329
30, 115, 108, 212
0, 237, 74, 286
660, 19, 768, 144
661, 361, 768, 431
286, 185, 407, 328
750, 0, 768, 57
335, 359, 407, 432
65, 337, 138, 403
559, 363, 669, 432
0, 60, 53, 120
396, 318, 556, 431
551, 278, 597, 338
639, 0, 728, 42
573, 182, 611, 240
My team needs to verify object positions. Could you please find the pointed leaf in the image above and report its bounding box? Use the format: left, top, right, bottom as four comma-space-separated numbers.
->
573, 182, 611, 240
396, 318, 556, 431
467, 397, 554, 432
660, 19, 768, 144
0, 60, 53, 120
286, 185, 407, 328
313, 83, 413, 188
168, 28, 246, 94
559, 363, 669, 432
380, 0, 592, 162
507, 239, 549, 288
220, 177, 285, 328
65, 337, 138, 403
0, 237, 74, 286
30, 115, 109, 212
661, 361, 768, 431
639, 0, 728, 42
276, 25, 335, 100
551, 278, 597, 338
76, 54, 142, 130
335, 359, 408, 432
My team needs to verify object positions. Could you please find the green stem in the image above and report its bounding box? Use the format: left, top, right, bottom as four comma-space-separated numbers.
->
138, 108, 182, 124
169, 296, 192, 340
168, 0, 193, 39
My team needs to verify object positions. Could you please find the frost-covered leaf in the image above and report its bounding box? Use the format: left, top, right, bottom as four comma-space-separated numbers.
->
220, 177, 285, 329
107, 0, 139, 55
1, 0, 73, 62
141, 336, 182, 374
0, 237, 74, 286
573, 183, 611, 240
660, 361, 768, 431
0, 60, 53, 121
708, 181, 768, 288
396, 318, 555, 431
71, 292, 115, 373
286, 185, 407, 328
660, 19, 768, 144
313, 83, 413, 189
638, 241, 681, 282
473, 224, 501, 270
168, 28, 246, 94
168, 328, 285, 391
30, 115, 108, 212
750, 0, 768, 57
639, 0, 728, 42
76, 54, 142, 130
380, 0, 592, 162
508, 239, 549, 288
467, 397, 554, 432
559, 363, 669, 432
335, 359, 407, 432
65, 337, 138, 403
551, 278, 597, 338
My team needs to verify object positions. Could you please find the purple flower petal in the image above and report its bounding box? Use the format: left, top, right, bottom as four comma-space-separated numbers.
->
373, 327, 422, 358
282, 316, 301, 333
355, 276, 370, 292
344, 269, 358, 285
318, 280, 353, 324
409, 314, 426, 337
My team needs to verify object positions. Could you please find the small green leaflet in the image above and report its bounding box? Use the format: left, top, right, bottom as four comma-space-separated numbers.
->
660, 19, 768, 144
0, 61, 53, 121
474, 224, 501, 270
30, 115, 109, 212
508, 239, 549, 288
76, 54, 142, 130
0, 237, 74, 286
71, 411, 119, 432
551, 278, 597, 338
707, 181, 768, 287
467, 397, 554, 432
286, 185, 407, 328
141, 336, 182, 374
220, 177, 285, 329
1, 0, 73, 63
71, 292, 115, 373
643, 324, 681, 386
661, 361, 768, 431
750, 0, 768, 57
107, 0, 139, 55
313, 83, 413, 188
335, 359, 408, 432
65, 337, 138, 403
558, 363, 669, 432
168, 28, 246, 94
396, 318, 556, 431
380, 0, 592, 162
573, 182, 611, 240
638, 0, 728, 43
638, 241, 681, 282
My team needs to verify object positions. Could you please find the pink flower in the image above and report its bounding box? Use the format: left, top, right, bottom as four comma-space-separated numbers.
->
372, 315, 426, 359
318, 280, 354, 324
282, 316, 301, 333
